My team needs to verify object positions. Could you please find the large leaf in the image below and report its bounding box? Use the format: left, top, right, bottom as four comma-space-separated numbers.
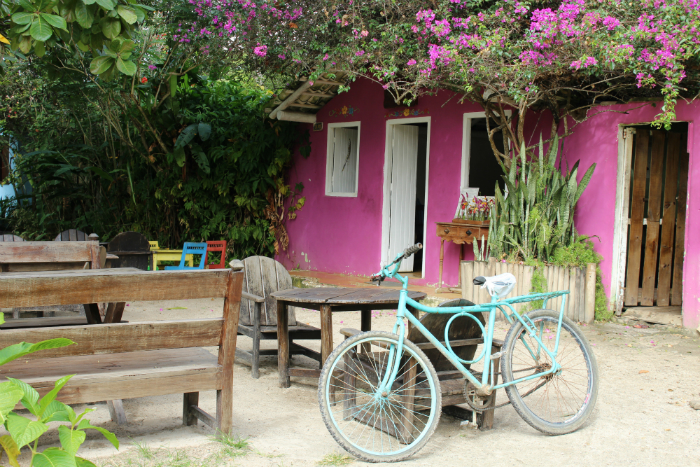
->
95, 0, 115, 8
58, 425, 86, 456
7, 378, 40, 416
11, 12, 34, 25
573, 163, 596, 206
74, 1, 94, 29
38, 375, 74, 417
89, 55, 113, 75
76, 419, 119, 449
40, 13, 67, 30
115, 57, 136, 75
0, 382, 24, 424
119, 39, 135, 54
32, 448, 76, 467
175, 124, 198, 148
0, 435, 21, 467
198, 123, 211, 141
116, 5, 137, 24
76, 458, 97, 467
101, 18, 121, 39
30, 18, 53, 42
6, 413, 48, 448
0, 338, 74, 366
43, 400, 71, 423
173, 146, 186, 167
19, 0, 37, 12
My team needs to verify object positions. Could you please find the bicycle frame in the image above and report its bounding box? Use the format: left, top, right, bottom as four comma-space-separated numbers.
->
376, 256, 570, 395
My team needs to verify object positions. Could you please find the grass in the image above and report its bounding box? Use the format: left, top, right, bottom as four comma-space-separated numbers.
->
317, 452, 354, 466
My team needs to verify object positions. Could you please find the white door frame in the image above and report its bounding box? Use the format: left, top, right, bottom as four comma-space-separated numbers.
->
381, 116, 431, 278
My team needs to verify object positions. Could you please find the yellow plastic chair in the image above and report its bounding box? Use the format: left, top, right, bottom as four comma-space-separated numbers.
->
149, 241, 194, 270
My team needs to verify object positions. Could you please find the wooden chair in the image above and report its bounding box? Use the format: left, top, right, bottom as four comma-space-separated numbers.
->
340, 298, 503, 431
204, 240, 227, 269
107, 231, 152, 270
54, 229, 89, 241
0, 234, 23, 242
165, 242, 207, 270
235, 256, 322, 378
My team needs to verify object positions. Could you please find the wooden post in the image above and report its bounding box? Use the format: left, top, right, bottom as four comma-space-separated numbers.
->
342, 352, 357, 420
183, 392, 199, 426
252, 301, 261, 379
216, 270, 243, 435
438, 238, 445, 290
584, 263, 596, 324
320, 304, 334, 365
400, 357, 418, 443
277, 301, 290, 388
361, 308, 371, 332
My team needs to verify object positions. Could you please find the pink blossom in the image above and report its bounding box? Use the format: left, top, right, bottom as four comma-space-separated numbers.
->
253, 43, 267, 57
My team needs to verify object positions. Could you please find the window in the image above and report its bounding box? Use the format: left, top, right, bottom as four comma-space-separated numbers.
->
326, 122, 360, 196
1, 146, 9, 183
462, 111, 510, 196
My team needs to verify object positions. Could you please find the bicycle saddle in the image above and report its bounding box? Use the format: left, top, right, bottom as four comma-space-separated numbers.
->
473, 273, 517, 298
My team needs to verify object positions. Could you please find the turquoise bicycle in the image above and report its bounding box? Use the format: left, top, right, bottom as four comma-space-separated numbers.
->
318, 244, 599, 463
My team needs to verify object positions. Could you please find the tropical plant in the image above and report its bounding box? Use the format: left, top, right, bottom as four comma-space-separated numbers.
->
487, 135, 596, 263
0, 313, 118, 466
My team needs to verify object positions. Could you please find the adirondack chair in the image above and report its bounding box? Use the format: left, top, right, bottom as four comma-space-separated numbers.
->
164, 242, 207, 270
107, 231, 152, 270
339, 298, 503, 430
54, 229, 90, 241
204, 240, 227, 269
235, 256, 322, 378
0, 234, 23, 242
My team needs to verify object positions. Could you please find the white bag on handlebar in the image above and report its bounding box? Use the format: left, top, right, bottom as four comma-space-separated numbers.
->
481, 273, 517, 298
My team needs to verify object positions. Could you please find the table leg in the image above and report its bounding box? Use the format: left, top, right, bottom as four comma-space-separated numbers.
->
83, 303, 102, 324
361, 308, 371, 332
320, 304, 334, 364
277, 301, 290, 388
104, 302, 126, 323
406, 307, 419, 336
438, 239, 445, 291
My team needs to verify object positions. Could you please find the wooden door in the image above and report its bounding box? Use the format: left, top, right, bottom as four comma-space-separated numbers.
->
387, 125, 419, 272
624, 128, 688, 307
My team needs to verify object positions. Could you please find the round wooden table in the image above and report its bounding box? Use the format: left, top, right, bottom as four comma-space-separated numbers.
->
271, 287, 427, 388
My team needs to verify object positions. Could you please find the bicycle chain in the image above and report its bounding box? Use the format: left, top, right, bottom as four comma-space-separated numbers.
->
462, 377, 549, 413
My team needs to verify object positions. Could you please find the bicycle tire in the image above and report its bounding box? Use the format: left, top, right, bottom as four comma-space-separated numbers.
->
501, 309, 599, 435
318, 331, 442, 463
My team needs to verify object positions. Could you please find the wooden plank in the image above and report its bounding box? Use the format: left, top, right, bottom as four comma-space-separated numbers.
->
640, 131, 666, 305
320, 304, 334, 363
0, 316, 89, 328
657, 132, 681, 306
584, 264, 596, 324
625, 130, 650, 306
578, 268, 586, 323
561, 267, 570, 320
672, 137, 689, 306
0, 319, 224, 359
183, 392, 200, 426
624, 306, 682, 326
400, 357, 419, 442
107, 400, 127, 425
242, 257, 264, 326
0, 242, 96, 264
568, 268, 578, 322
216, 270, 243, 435
259, 257, 281, 326
190, 405, 216, 428
0, 269, 232, 307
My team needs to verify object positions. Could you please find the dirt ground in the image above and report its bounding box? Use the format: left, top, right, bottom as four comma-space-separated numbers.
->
15, 298, 700, 467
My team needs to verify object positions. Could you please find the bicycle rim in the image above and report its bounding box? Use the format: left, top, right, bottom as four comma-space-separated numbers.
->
319, 332, 441, 462
503, 310, 598, 434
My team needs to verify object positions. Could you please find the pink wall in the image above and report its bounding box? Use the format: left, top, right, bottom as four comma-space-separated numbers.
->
280, 78, 700, 328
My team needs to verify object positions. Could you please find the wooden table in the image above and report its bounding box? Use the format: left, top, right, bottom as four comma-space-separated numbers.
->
272, 287, 427, 388
435, 222, 489, 293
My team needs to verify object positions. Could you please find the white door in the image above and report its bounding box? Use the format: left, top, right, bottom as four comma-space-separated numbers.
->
387, 125, 419, 272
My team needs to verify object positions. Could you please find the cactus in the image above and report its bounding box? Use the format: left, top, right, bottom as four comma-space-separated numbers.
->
488, 136, 595, 263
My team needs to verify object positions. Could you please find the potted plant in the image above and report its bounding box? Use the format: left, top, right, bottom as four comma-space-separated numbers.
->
453, 195, 493, 226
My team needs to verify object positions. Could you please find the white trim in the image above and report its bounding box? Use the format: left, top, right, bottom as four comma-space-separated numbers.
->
461, 110, 512, 190
325, 121, 361, 197
381, 117, 431, 279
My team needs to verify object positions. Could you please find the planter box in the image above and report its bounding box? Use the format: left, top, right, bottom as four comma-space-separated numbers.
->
460, 258, 596, 324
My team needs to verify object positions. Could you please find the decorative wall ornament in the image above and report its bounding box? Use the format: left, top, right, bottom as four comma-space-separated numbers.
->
328, 106, 359, 117
385, 108, 429, 119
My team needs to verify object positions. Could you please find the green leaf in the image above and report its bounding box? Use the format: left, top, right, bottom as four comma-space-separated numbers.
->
173, 146, 186, 167
11, 12, 34, 25
198, 123, 211, 141
82, 0, 96, 4
175, 124, 198, 148
76, 458, 98, 467
0, 435, 21, 467
19, 0, 37, 12
133, 5, 145, 22
34, 40, 45, 57
30, 17, 53, 42
43, 400, 71, 423
76, 420, 118, 449
86, 166, 114, 181
38, 375, 73, 417
40, 13, 67, 30
74, 2, 94, 29
115, 57, 136, 75
6, 413, 48, 448
59, 425, 86, 456
32, 447, 77, 467
116, 5, 137, 24
119, 39, 135, 54
7, 378, 40, 415
95, 0, 115, 8
573, 163, 596, 206
89, 55, 113, 75
76, 40, 89, 52
194, 150, 210, 174
101, 18, 121, 39
0, 339, 74, 366
0, 382, 24, 424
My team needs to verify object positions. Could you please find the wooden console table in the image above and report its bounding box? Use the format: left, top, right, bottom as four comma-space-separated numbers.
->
435, 222, 489, 293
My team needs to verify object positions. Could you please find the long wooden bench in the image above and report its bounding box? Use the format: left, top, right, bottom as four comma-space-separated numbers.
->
0, 268, 244, 434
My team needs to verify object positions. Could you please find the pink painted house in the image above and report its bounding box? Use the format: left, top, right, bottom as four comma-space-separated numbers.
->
272, 77, 700, 329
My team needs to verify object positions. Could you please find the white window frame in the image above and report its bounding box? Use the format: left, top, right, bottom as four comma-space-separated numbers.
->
461, 110, 512, 190
325, 121, 361, 197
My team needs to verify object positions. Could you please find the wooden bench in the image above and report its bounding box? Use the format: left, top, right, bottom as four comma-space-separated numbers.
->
0, 268, 244, 434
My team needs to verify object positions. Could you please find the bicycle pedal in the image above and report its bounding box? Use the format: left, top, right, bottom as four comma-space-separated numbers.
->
459, 420, 478, 430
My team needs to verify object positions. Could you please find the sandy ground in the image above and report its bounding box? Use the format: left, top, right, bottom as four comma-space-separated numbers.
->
11, 297, 700, 467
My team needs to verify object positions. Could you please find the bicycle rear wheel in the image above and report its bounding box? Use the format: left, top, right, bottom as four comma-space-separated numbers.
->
318, 331, 441, 463
501, 310, 598, 435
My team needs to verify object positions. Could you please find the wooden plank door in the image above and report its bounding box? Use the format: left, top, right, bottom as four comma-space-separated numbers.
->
623, 128, 688, 307
387, 125, 419, 272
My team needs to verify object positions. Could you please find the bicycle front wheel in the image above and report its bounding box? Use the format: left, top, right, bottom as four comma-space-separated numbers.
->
318, 331, 441, 463
502, 309, 599, 435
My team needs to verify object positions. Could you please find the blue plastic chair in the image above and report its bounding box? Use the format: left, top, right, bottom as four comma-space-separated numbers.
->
164, 242, 207, 270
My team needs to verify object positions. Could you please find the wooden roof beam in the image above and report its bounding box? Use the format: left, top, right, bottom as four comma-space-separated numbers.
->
301, 91, 335, 99
268, 81, 313, 120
